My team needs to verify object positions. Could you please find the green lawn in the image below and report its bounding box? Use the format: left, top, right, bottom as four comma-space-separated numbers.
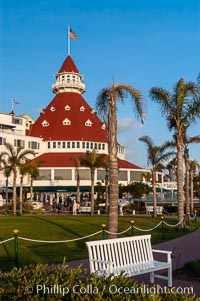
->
0, 214, 199, 272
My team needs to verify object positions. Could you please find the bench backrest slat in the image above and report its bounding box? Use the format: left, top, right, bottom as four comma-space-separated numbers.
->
86, 235, 153, 274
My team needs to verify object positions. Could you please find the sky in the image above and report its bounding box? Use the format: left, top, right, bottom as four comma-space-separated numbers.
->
0, 0, 200, 168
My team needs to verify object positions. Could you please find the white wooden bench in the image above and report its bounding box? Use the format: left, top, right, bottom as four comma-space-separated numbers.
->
146, 205, 163, 215
86, 234, 172, 287
79, 206, 91, 213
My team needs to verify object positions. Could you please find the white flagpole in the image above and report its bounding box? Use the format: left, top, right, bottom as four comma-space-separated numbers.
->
11, 98, 14, 111
68, 25, 70, 55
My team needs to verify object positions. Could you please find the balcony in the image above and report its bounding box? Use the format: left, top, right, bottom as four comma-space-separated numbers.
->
52, 80, 85, 94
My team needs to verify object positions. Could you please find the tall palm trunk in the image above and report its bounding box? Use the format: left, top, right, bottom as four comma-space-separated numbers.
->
13, 167, 17, 215
105, 172, 109, 213
108, 94, 119, 238
152, 168, 157, 218
177, 136, 184, 227
190, 171, 194, 214
5, 178, 9, 207
30, 177, 33, 205
76, 174, 80, 204
19, 176, 23, 215
184, 148, 190, 216
90, 170, 95, 215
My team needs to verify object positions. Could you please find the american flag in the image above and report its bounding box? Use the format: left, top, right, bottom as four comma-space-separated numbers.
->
69, 28, 77, 40
12, 98, 20, 104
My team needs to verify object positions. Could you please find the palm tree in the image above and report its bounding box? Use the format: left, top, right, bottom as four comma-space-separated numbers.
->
150, 77, 200, 226
79, 150, 106, 215
96, 82, 143, 237
72, 158, 81, 204
3, 143, 35, 215
190, 160, 200, 214
139, 136, 175, 217
140, 171, 152, 184
19, 160, 40, 214
182, 131, 200, 216
27, 160, 41, 203
2, 163, 12, 207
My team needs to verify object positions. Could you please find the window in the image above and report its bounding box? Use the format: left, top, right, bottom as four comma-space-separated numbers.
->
41, 120, 49, 127
54, 169, 72, 180
101, 123, 106, 129
67, 142, 70, 148
82, 142, 85, 148
62, 142, 66, 148
98, 143, 101, 150
38, 170, 51, 180
0, 137, 6, 145
53, 142, 56, 148
12, 117, 22, 125
48, 142, 51, 149
14, 139, 25, 147
102, 144, 105, 150
94, 143, 97, 149
85, 119, 92, 127
62, 118, 71, 125
50, 106, 55, 112
65, 105, 71, 111
79, 169, 91, 180
130, 171, 143, 182
119, 171, 128, 181
72, 142, 75, 148
80, 106, 85, 111
97, 170, 106, 181
86, 142, 89, 149
90, 142, 93, 149
28, 141, 38, 149
67, 75, 70, 83
58, 142, 61, 149
77, 142, 80, 148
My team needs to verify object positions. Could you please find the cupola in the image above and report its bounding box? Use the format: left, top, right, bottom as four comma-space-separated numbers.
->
52, 55, 85, 95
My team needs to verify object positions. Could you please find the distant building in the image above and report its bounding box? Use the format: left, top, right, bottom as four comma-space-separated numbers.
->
0, 53, 150, 197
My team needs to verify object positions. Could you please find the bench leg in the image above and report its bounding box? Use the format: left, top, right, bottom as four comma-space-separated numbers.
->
150, 272, 154, 283
168, 266, 172, 287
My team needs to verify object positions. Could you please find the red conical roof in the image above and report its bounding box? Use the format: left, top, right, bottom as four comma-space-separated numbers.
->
28, 92, 107, 142
58, 55, 79, 73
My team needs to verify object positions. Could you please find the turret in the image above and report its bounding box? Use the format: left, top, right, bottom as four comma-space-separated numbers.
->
52, 55, 85, 95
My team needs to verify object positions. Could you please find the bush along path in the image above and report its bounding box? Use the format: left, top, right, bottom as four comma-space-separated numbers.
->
0, 261, 199, 301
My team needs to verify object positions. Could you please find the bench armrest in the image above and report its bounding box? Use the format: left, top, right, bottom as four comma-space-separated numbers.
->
152, 249, 172, 262
91, 259, 114, 275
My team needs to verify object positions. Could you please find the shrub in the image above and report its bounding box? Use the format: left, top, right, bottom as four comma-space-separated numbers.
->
184, 260, 200, 278
0, 260, 197, 300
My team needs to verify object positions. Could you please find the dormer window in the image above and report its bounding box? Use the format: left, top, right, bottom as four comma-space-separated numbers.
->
80, 106, 85, 111
65, 105, 71, 111
41, 120, 49, 127
85, 119, 93, 127
63, 118, 71, 125
101, 123, 106, 129
50, 106, 55, 112
91, 109, 95, 114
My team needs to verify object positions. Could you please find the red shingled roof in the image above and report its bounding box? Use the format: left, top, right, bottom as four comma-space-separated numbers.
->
33, 152, 142, 169
28, 92, 108, 142
58, 55, 79, 73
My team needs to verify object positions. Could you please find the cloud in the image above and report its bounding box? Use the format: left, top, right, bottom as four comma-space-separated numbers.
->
118, 117, 143, 133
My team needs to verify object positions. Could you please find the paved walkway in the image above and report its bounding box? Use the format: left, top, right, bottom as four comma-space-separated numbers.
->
67, 226, 200, 298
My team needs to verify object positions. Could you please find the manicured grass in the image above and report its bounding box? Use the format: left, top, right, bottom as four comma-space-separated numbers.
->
0, 214, 199, 272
